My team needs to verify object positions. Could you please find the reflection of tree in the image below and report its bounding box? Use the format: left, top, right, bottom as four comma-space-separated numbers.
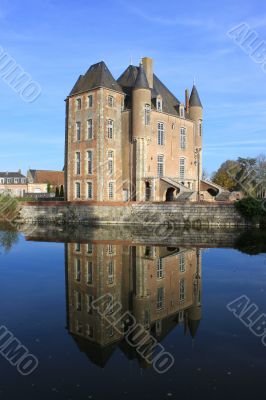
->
234, 230, 266, 255
0, 223, 19, 253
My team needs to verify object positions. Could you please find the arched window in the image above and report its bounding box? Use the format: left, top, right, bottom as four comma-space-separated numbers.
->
157, 122, 164, 145
145, 104, 150, 125
180, 127, 186, 149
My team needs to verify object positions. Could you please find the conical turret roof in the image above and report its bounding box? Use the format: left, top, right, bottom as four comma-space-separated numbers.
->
189, 85, 203, 108
133, 64, 150, 89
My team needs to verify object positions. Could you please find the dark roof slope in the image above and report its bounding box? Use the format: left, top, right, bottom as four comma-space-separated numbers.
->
117, 65, 180, 116
69, 61, 123, 96
134, 64, 150, 89
0, 172, 26, 178
189, 85, 203, 108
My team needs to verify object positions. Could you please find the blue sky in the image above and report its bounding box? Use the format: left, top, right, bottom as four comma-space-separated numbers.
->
0, 0, 266, 175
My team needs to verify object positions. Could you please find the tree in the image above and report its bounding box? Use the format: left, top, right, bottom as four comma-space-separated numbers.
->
47, 183, 51, 193
212, 160, 239, 190
55, 187, 60, 197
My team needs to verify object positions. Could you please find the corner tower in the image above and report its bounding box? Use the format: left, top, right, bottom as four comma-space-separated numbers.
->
132, 64, 151, 200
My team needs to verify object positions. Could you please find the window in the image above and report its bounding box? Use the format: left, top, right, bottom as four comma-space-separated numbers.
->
157, 287, 164, 310
145, 104, 151, 125
108, 150, 114, 175
75, 291, 82, 311
199, 120, 202, 136
0, 179, 4, 184
157, 122, 164, 145
180, 127, 186, 149
86, 295, 94, 314
87, 182, 93, 199
179, 279, 185, 302
88, 95, 93, 108
157, 155, 164, 177
76, 122, 81, 141
75, 243, 81, 252
76, 152, 81, 175
107, 244, 114, 255
7, 178, 12, 183
14, 178, 19, 184
87, 261, 93, 284
108, 95, 114, 107
75, 259, 81, 281
157, 98, 162, 111
107, 119, 114, 139
87, 150, 93, 174
76, 98, 81, 110
87, 243, 93, 254
108, 260, 114, 284
157, 258, 164, 279
87, 119, 93, 139
108, 181, 114, 199
180, 105, 185, 118
179, 254, 186, 272
75, 182, 81, 199
179, 158, 185, 180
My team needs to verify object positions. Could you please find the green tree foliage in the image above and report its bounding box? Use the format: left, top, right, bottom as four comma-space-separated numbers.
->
55, 186, 60, 197
235, 196, 266, 224
212, 160, 238, 190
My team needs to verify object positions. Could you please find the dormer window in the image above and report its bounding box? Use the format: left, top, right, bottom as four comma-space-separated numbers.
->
156, 97, 162, 111
76, 98, 81, 110
108, 95, 114, 107
180, 105, 185, 118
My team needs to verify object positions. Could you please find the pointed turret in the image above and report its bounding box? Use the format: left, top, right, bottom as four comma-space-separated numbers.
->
189, 85, 203, 108
134, 64, 150, 89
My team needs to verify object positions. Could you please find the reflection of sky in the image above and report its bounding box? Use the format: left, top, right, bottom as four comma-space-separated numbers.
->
0, 0, 266, 174
0, 234, 266, 399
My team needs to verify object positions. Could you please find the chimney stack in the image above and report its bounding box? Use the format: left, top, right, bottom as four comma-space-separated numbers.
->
185, 89, 190, 113
142, 57, 153, 89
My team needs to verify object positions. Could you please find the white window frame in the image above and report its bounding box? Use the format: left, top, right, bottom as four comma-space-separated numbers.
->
180, 127, 186, 150
87, 119, 93, 140
157, 287, 164, 310
157, 122, 164, 145
157, 258, 164, 279
88, 94, 93, 108
75, 182, 81, 199
179, 253, 186, 273
76, 98, 81, 111
87, 150, 93, 175
107, 119, 114, 139
108, 95, 114, 107
179, 157, 185, 180
76, 152, 81, 175
156, 97, 162, 111
87, 181, 93, 199
76, 121, 81, 141
108, 150, 114, 175
108, 181, 114, 199
145, 104, 151, 125
180, 105, 185, 118
157, 155, 164, 177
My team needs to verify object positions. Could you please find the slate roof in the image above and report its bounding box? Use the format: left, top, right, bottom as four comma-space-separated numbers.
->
69, 61, 123, 96
0, 172, 26, 178
28, 170, 64, 186
117, 65, 181, 116
133, 64, 150, 89
189, 85, 203, 108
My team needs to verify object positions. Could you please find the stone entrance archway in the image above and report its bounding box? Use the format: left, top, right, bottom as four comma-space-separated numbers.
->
165, 187, 175, 201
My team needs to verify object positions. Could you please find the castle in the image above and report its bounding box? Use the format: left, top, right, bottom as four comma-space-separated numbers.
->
65, 57, 209, 202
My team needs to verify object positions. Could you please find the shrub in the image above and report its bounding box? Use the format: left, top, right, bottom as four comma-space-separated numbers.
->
235, 196, 266, 223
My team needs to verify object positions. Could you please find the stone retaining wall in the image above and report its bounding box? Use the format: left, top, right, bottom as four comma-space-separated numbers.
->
18, 201, 247, 228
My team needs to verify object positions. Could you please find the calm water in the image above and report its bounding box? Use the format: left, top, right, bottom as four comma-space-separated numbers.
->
0, 226, 266, 400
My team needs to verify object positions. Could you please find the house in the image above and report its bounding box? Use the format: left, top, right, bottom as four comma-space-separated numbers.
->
27, 169, 64, 194
0, 171, 27, 197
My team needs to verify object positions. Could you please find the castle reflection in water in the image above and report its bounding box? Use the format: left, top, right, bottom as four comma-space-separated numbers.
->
65, 242, 202, 368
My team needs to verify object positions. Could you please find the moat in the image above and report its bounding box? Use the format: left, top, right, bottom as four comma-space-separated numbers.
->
0, 224, 266, 400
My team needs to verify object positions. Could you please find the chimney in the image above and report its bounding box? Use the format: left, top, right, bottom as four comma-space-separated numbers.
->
185, 89, 190, 112
142, 57, 153, 89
